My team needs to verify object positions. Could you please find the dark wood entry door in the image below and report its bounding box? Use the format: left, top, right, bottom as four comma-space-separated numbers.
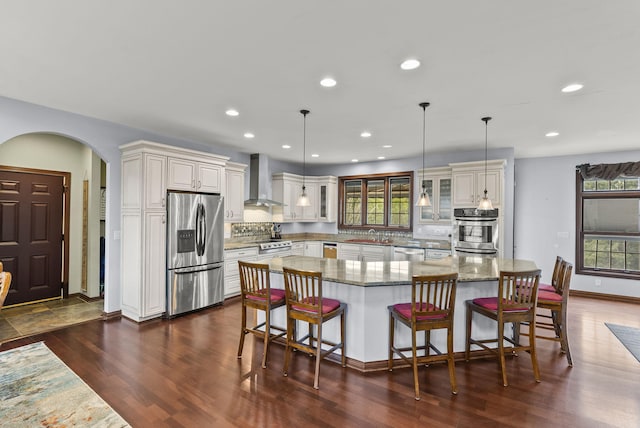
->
0, 169, 65, 305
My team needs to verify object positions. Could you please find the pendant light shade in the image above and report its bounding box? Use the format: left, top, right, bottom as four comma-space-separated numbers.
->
296, 109, 311, 207
416, 102, 432, 207
478, 116, 494, 210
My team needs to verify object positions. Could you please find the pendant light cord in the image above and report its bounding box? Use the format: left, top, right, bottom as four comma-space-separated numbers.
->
419, 102, 430, 190
482, 116, 491, 195
301, 109, 309, 189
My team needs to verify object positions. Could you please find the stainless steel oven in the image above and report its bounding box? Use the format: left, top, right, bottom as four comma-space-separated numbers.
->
453, 208, 498, 255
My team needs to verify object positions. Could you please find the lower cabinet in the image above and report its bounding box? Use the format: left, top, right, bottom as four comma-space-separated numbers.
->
304, 241, 322, 257
291, 242, 305, 256
337, 243, 390, 261
223, 247, 258, 298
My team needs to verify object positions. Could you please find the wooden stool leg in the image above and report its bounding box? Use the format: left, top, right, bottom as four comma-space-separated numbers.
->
498, 319, 508, 387
341, 311, 346, 368
465, 305, 472, 362
529, 317, 541, 382
447, 325, 458, 395
388, 314, 395, 371
261, 308, 270, 368
237, 304, 247, 358
411, 327, 420, 400
559, 308, 573, 367
313, 322, 322, 390
283, 317, 293, 377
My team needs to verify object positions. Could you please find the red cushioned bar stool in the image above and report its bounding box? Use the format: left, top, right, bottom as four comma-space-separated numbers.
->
237, 260, 287, 369
388, 272, 458, 400
465, 269, 542, 387
281, 267, 346, 390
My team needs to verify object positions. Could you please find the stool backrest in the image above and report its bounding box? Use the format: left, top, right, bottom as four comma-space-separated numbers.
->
499, 269, 541, 311
238, 261, 272, 300
550, 256, 564, 291
556, 261, 573, 298
282, 267, 322, 313
412, 273, 458, 321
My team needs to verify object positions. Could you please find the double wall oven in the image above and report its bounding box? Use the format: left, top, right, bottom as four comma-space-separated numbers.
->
452, 208, 499, 255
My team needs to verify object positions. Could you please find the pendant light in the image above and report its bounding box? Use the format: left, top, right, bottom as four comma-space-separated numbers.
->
477, 116, 494, 210
296, 109, 311, 207
416, 102, 432, 207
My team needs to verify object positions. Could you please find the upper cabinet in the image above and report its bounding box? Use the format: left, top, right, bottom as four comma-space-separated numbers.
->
416, 166, 452, 224
272, 173, 337, 223
450, 160, 505, 208
224, 161, 247, 222
167, 156, 224, 193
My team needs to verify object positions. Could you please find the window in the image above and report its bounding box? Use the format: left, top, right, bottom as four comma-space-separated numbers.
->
576, 170, 640, 279
339, 172, 413, 230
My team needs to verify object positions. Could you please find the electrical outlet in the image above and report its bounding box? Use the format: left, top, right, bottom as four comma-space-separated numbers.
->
595, 279, 602, 287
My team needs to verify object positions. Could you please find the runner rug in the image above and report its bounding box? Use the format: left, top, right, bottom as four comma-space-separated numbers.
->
605, 323, 640, 363
0, 341, 130, 427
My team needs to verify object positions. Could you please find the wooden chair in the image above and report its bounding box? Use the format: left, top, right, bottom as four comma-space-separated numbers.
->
282, 267, 346, 390
465, 269, 541, 387
237, 261, 286, 369
388, 273, 458, 400
533, 261, 574, 366
0, 262, 12, 311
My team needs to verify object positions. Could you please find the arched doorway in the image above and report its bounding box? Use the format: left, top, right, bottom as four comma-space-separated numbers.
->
0, 133, 105, 306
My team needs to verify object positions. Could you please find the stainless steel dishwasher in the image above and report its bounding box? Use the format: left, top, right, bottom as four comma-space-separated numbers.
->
393, 247, 425, 261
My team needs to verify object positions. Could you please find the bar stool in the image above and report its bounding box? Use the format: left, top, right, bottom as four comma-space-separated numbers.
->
465, 269, 541, 387
540, 256, 563, 292
0, 262, 12, 311
534, 261, 573, 366
388, 273, 458, 400
237, 261, 286, 369
282, 267, 346, 390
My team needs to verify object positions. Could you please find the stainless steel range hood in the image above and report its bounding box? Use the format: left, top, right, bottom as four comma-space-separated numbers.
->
244, 153, 284, 207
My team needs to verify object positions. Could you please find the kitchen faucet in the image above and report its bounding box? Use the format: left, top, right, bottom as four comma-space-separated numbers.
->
368, 228, 379, 242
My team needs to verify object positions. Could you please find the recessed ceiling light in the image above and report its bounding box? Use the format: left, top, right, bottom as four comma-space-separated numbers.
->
561, 83, 583, 93
377, 156, 385, 160
225, 109, 239, 116
351, 159, 359, 163
320, 77, 337, 87
545, 131, 560, 137
311, 154, 319, 158
244, 132, 255, 139
361, 131, 372, 138
400, 58, 420, 70
382, 145, 392, 148
282, 144, 291, 149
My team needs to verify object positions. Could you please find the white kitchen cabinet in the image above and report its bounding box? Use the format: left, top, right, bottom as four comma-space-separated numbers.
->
416, 166, 452, 224
450, 160, 505, 207
337, 243, 390, 261
224, 161, 247, 222
119, 140, 230, 322
272, 173, 337, 223
291, 242, 305, 256
304, 241, 322, 257
167, 156, 225, 193
224, 247, 258, 298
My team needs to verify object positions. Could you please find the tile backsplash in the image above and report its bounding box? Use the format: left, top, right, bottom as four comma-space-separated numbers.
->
230, 222, 273, 240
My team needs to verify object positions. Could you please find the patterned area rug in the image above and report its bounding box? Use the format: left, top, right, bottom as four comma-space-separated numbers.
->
606, 323, 640, 363
0, 342, 130, 427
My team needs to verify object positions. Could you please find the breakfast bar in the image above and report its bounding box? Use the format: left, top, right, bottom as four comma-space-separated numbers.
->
261, 255, 538, 371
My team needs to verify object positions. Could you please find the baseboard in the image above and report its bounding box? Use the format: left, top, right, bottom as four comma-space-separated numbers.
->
101, 310, 122, 320
570, 290, 640, 304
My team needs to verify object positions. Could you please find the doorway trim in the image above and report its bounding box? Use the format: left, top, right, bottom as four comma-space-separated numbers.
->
0, 165, 71, 299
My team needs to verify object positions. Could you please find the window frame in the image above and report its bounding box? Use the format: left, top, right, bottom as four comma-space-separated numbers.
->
575, 171, 640, 279
338, 171, 413, 231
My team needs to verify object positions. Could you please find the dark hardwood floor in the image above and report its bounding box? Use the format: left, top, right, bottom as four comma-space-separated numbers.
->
2, 296, 639, 427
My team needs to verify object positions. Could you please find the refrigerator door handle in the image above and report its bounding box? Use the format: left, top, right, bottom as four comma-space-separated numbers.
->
195, 202, 205, 256
200, 203, 207, 256
173, 262, 223, 274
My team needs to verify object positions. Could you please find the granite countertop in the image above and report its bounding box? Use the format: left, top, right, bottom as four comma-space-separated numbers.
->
224, 235, 452, 251
264, 255, 538, 286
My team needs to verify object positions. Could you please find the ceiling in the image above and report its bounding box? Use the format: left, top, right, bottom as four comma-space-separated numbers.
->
2, 1, 640, 164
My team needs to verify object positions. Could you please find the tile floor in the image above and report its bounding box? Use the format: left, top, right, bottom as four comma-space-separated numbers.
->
0, 296, 103, 343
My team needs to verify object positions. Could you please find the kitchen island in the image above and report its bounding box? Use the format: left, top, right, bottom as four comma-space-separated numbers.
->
260, 255, 538, 371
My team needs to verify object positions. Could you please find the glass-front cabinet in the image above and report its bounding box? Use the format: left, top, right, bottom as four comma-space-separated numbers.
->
416, 166, 452, 224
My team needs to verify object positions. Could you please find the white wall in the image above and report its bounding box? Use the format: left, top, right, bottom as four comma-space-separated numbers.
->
515, 150, 640, 297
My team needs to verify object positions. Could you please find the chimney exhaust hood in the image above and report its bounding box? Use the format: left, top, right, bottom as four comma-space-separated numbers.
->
244, 153, 284, 207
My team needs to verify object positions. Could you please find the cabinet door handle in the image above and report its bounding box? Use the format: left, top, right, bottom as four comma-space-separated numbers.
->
198, 180, 201, 188
230, 210, 234, 218
162, 215, 166, 224
192, 179, 196, 188
162, 197, 165, 207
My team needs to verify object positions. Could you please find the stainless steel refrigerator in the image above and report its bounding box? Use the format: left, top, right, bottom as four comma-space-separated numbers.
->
166, 191, 224, 318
